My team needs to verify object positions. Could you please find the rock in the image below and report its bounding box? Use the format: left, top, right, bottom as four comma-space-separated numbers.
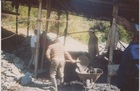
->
10, 64, 23, 77
91, 84, 120, 91
13, 57, 25, 70
14, 63, 25, 70
20, 72, 33, 86
9, 53, 16, 60
3, 71, 17, 77
1, 67, 6, 73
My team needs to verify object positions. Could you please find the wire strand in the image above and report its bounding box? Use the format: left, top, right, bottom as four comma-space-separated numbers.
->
1, 33, 17, 40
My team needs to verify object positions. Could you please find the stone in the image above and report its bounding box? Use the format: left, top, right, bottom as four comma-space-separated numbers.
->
20, 72, 33, 86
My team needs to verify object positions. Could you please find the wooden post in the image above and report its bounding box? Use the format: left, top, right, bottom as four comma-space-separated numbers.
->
105, 21, 112, 50
109, 5, 118, 64
114, 26, 118, 48
15, 3, 19, 54
40, 0, 51, 70
57, 11, 61, 38
64, 12, 68, 45
15, 4, 19, 34
107, 5, 118, 83
34, 0, 42, 78
27, 6, 31, 36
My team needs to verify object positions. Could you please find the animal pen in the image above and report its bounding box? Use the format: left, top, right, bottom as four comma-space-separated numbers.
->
2, 0, 139, 88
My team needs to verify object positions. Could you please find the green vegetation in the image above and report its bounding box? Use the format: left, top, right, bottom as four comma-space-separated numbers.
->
118, 26, 133, 43
2, 1, 133, 44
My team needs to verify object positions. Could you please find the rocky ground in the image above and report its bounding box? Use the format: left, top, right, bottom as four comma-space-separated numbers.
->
1, 51, 120, 91
1, 29, 126, 91
1, 51, 51, 91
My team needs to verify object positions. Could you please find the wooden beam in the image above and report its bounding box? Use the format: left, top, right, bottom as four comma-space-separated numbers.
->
86, 0, 112, 5
109, 5, 118, 64
15, 4, 19, 34
87, 0, 138, 7
105, 23, 112, 50
27, 6, 31, 36
15, 4, 19, 55
107, 5, 118, 83
40, 0, 51, 70
34, 0, 42, 78
64, 12, 69, 45
57, 11, 61, 38
2, 10, 20, 16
